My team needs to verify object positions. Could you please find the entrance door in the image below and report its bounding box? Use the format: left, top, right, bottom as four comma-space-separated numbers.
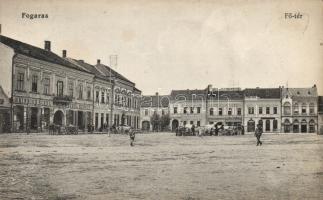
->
78, 111, 84, 129
172, 119, 179, 131
30, 107, 38, 130
142, 121, 150, 131
247, 120, 255, 132
301, 119, 307, 133
54, 110, 64, 125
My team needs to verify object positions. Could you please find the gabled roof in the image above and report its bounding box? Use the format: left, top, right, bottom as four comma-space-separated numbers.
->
0, 35, 89, 73
318, 96, 323, 113
282, 87, 317, 98
95, 63, 134, 85
244, 88, 281, 99
208, 90, 244, 100
170, 89, 207, 100
141, 95, 170, 108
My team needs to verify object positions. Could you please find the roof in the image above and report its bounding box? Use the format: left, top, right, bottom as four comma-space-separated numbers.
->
141, 95, 170, 107
170, 89, 207, 101
282, 87, 318, 98
95, 63, 134, 85
318, 96, 323, 113
0, 35, 89, 73
244, 88, 281, 99
70, 59, 111, 81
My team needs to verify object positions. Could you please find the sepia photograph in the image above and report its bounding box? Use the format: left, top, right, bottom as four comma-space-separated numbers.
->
0, 0, 322, 199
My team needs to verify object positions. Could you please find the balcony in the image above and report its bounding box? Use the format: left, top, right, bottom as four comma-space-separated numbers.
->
53, 95, 72, 105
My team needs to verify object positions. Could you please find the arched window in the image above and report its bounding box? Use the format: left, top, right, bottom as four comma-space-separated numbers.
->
284, 119, 291, 133
247, 120, 255, 132
301, 119, 307, 133
293, 103, 299, 115
283, 102, 291, 115
209, 108, 214, 116
293, 119, 299, 133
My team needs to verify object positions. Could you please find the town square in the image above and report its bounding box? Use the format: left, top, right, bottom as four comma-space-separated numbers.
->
0, 0, 323, 199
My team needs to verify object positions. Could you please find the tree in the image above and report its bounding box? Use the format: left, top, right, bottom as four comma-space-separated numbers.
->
150, 112, 160, 132
160, 114, 170, 131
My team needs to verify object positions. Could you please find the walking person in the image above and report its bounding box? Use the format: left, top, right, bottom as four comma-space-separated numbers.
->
255, 124, 263, 146
129, 128, 135, 146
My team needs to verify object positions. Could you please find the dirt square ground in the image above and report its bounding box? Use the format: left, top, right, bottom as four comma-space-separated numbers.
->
0, 132, 322, 200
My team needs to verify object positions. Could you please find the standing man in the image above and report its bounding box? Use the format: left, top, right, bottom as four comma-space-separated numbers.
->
255, 124, 263, 146
129, 128, 135, 146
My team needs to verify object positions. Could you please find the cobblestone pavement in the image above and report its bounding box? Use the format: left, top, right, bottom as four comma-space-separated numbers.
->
0, 133, 322, 200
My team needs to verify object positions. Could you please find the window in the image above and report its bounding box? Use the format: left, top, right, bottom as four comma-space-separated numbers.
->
283, 102, 291, 115
96, 91, 100, 103
293, 103, 299, 115
237, 108, 241, 115
273, 107, 278, 114
219, 108, 223, 115
197, 121, 200, 126
183, 121, 187, 126
78, 84, 83, 99
197, 107, 201, 114
210, 108, 214, 115
301, 103, 307, 114
259, 107, 263, 114
87, 87, 91, 100
162, 109, 165, 115
273, 119, 278, 131
174, 107, 178, 114
43, 78, 50, 94
68, 82, 73, 97
190, 107, 194, 114
266, 107, 270, 114
228, 108, 232, 115
184, 107, 188, 114
144, 109, 148, 116
57, 81, 64, 96
106, 93, 110, 104
309, 103, 315, 114
248, 107, 254, 114
16, 72, 25, 91
101, 92, 105, 103
31, 75, 38, 92
265, 120, 270, 131
190, 121, 193, 125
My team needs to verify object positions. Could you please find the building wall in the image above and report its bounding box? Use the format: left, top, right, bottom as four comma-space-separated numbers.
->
207, 99, 244, 126
0, 43, 14, 97
244, 98, 281, 133
11, 54, 94, 132
169, 100, 206, 129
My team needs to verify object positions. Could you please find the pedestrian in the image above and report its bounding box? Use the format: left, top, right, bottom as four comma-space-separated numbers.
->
255, 124, 263, 146
129, 128, 135, 146
191, 124, 195, 136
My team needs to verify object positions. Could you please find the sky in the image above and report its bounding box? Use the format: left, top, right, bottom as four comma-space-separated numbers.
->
0, 0, 322, 95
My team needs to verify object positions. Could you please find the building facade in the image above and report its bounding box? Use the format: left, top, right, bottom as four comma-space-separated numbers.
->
281, 86, 318, 133
169, 89, 207, 131
0, 35, 141, 133
207, 86, 244, 127
244, 88, 281, 133
140, 93, 170, 131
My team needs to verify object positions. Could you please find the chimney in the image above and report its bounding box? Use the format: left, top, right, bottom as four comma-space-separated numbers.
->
97, 59, 101, 64
62, 50, 67, 58
44, 40, 51, 51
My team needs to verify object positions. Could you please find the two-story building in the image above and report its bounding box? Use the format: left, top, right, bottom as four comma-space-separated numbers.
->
207, 86, 244, 127
169, 89, 207, 131
95, 60, 141, 129
0, 86, 11, 133
0, 35, 94, 132
140, 93, 170, 131
281, 86, 318, 133
244, 88, 281, 133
